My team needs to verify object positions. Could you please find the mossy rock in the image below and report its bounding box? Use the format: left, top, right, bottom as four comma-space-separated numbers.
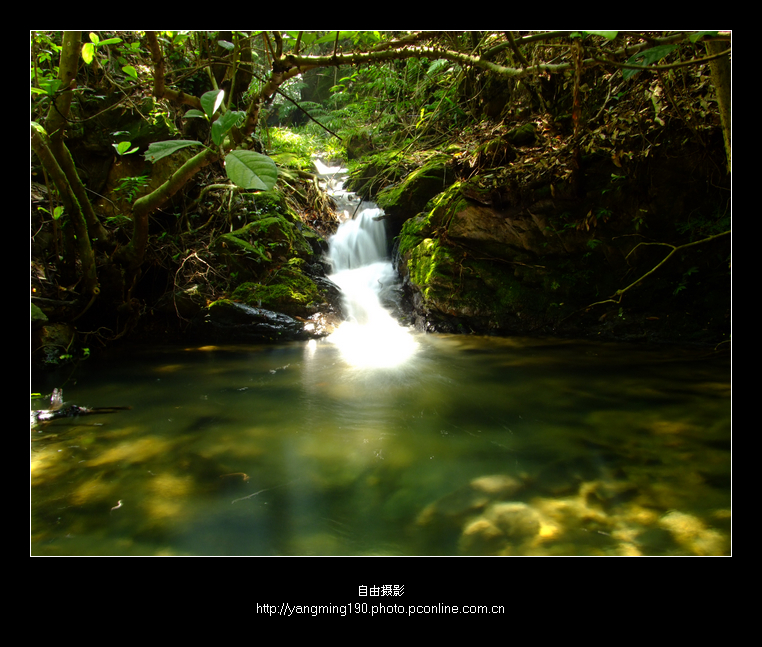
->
376, 153, 456, 224
395, 182, 467, 258
345, 150, 410, 199
194, 299, 308, 343
403, 236, 555, 331
231, 267, 324, 317
212, 212, 315, 282
241, 188, 294, 220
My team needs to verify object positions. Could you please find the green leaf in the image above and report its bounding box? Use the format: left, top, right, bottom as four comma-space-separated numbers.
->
585, 31, 618, 40
200, 89, 225, 120
113, 141, 138, 155
218, 40, 235, 51
82, 42, 95, 65
211, 110, 245, 146
38, 78, 63, 96
144, 140, 203, 163
98, 37, 122, 46
31, 121, 47, 136
184, 109, 206, 119
689, 31, 718, 43
225, 150, 278, 190
122, 65, 137, 79
623, 44, 678, 80
89, 32, 100, 45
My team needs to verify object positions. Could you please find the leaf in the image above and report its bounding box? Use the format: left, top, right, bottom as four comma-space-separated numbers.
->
218, 40, 235, 51
585, 31, 618, 40
82, 42, 95, 65
225, 150, 278, 190
211, 110, 245, 146
689, 31, 718, 43
184, 109, 206, 120
200, 89, 225, 120
122, 65, 137, 79
113, 141, 138, 155
38, 78, 63, 96
144, 140, 202, 163
623, 45, 678, 80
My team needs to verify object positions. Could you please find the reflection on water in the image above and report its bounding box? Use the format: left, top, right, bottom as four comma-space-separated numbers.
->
30, 336, 731, 555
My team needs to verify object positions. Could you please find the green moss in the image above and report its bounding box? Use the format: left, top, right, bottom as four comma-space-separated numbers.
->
396, 182, 466, 259
376, 153, 454, 219
237, 214, 312, 260
346, 149, 409, 198
407, 238, 462, 304
231, 267, 322, 316
215, 231, 271, 264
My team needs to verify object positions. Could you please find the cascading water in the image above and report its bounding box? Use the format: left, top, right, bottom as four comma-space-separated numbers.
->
315, 160, 418, 368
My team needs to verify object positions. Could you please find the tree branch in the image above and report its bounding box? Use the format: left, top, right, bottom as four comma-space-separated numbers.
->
122, 147, 220, 271
588, 230, 731, 308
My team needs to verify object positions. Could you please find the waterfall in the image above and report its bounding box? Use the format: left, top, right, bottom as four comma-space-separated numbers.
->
316, 160, 417, 368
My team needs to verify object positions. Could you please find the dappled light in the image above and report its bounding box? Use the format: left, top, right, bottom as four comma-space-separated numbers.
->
31, 338, 730, 555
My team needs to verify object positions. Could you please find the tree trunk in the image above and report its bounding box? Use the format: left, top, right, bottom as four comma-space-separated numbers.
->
706, 40, 731, 174
31, 127, 99, 298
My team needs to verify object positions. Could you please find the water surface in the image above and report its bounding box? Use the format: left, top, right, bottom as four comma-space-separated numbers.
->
30, 335, 731, 556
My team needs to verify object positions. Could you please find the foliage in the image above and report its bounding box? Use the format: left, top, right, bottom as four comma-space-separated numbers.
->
30, 30, 730, 348
114, 174, 150, 203
224, 150, 278, 190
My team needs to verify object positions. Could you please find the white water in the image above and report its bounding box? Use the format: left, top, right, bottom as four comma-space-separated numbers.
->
316, 160, 418, 369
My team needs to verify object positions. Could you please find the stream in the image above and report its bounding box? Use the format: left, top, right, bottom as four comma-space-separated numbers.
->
29, 162, 731, 556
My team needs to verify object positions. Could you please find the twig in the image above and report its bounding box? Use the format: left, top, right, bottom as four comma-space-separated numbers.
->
591, 229, 731, 308
231, 480, 298, 504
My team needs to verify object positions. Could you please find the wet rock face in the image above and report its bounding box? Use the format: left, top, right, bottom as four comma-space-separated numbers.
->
395, 169, 730, 342
190, 300, 310, 343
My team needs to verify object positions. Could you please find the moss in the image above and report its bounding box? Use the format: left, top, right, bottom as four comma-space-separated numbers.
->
215, 232, 271, 264
346, 149, 409, 198
396, 182, 466, 259
376, 152, 454, 220
243, 189, 293, 219
237, 213, 312, 260
231, 267, 323, 316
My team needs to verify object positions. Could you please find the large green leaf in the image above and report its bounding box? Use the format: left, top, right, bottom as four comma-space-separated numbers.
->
225, 150, 278, 190
623, 45, 678, 80
144, 140, 203, 163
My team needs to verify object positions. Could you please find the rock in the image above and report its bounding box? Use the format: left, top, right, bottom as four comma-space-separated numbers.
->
376, 153, 456, 226
658, 510, 729, 556
505, 123, 536, 146
458, 518, 506, 554
189, 300, 311, 343
484, 501, 542, 539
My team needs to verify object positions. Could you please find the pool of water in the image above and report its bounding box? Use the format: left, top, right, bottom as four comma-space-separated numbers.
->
30, 335, 731, 555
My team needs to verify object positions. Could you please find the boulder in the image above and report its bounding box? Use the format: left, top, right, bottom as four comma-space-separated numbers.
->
189, 300, 310, 343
